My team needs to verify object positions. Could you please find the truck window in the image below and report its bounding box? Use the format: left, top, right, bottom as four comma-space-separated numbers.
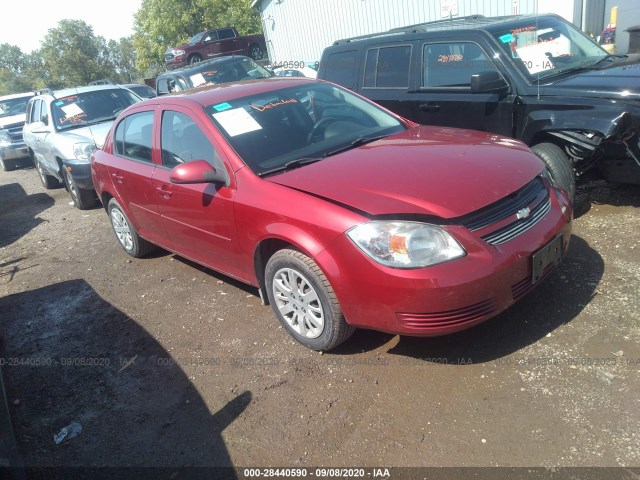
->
422, 42, 497, 88
363, 45, 412, 89
322, 51, 357, 89
218, 29, 236, 40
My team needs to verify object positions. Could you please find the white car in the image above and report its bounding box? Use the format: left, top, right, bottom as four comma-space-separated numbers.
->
0, 92, 35, 171
273, 67, 317, 78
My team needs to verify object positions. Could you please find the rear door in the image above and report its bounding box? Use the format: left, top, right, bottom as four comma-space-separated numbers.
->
107, 107, 167, 245
152, 107, 241, 277
406, 39, 516, 136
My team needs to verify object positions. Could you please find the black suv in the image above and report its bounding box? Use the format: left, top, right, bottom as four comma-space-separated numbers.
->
318, 13, 640, 197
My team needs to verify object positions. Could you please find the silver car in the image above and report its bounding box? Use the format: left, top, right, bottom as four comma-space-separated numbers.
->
0, 92, 35, 171
23, 85, 141, 209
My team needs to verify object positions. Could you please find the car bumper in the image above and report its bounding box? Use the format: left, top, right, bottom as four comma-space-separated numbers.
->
62, 161, 94, 190
165, 57, 188, 69
0, 142, 29, 161
317, 187, 573, 336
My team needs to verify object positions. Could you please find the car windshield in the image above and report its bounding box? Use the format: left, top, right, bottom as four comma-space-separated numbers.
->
128, 85, 156, 98
188, 58, 272, 87
52, 89, 140, 131
206, 82, 406, 176
0, 96, 32, 118
490, 16, 608, 81
187, 32, 206, 45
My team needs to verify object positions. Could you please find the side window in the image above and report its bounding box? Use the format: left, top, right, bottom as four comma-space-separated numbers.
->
204, 31, 219, 42
218, 29, 235, 40
322, 50, 357, 89
161, 111, 228, 183
114, 111, 154, 163
363, 45, 412, 88
40, 101, 49, 126
26, 101, 34, 123
32, 99, 42, 123
422, 42, 499, 88
157, 78, 170, 95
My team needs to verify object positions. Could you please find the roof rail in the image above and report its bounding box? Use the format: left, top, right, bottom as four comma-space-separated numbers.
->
333, 14, 486, 44
35, 88, 53, 96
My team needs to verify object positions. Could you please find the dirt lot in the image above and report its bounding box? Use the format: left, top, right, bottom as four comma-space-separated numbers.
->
0, 164, 639, 478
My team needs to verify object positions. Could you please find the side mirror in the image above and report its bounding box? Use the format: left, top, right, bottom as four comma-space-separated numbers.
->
170, 159, 228, 185
471, 70, 509, 93
41, 113, 49, 126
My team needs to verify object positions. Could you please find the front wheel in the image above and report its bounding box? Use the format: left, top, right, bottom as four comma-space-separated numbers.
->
35, 158, 60, 189
265, 249, 354, 351
531, 143, 575, 200
189, 54, 202, 65
0, 156, 14, 172
63, 168, 96, 209
107, 198, 155, 258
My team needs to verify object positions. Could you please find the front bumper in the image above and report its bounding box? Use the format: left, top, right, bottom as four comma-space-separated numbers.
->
0, 142, 29, 161
316, 187, 573, 336
62, 161, 94, 190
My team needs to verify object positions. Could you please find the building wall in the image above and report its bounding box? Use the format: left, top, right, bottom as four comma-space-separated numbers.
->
255, 0, 553, 64
604, 0, 640, 53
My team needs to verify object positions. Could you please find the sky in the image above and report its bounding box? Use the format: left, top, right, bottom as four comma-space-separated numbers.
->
0, 0, 142, 53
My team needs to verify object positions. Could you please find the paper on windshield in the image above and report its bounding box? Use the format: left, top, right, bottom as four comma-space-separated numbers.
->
61, 103, 84, 118
212, 108, 262, 137
190, 73, 206, 87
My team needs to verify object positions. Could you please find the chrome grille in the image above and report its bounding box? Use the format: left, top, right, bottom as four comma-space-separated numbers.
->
7, 124, 24, 142
481, 197, 551, 245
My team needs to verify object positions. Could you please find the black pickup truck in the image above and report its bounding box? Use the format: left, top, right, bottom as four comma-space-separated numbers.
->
318, 14, 640, 197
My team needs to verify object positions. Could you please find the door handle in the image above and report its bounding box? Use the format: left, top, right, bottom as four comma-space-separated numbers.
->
111, 173, 124, 183
419, 103, 440, 113
155, 185, 173, 199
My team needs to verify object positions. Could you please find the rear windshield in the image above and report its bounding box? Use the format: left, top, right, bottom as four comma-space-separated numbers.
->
51, 89, 140, 131
187, 58, 272, 87
489, 16, 607, 81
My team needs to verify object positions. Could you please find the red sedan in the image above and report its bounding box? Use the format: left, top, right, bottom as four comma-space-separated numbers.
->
91, 78, 572, 351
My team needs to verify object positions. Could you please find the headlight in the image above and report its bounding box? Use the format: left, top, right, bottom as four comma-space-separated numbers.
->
73, 142, 97, 161
346, 221, 466, 268
0, 129, 11, 147
174, 49, 186, 56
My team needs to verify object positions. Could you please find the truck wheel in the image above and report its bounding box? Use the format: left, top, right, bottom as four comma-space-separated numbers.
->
63, 168, 96, 210
189, 54, 202, 65
531, 143, 575, 200
249, 44, 264, 60
35, 158, 60, 189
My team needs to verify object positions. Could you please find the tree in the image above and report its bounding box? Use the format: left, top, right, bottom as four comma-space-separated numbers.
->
133, 0, 262, 72
40, 19, 115, 88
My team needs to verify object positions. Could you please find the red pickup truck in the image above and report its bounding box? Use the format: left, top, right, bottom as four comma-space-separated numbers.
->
164, 27, 267, 68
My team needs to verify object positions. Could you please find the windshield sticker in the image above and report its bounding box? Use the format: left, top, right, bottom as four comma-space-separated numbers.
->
515, 45, 555, 74
499, 33, 513, 43
437, 53, 463, 63
249, 98, 298, 112
190, 73, 206, 87
54, 100, 64, 106
212, 108, 262, 137
61, 103, 84, 118
213, 102, 232, 112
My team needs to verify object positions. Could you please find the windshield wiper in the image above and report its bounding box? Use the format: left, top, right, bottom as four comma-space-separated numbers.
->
258, 157, 324, 177
324, 134, 389, 157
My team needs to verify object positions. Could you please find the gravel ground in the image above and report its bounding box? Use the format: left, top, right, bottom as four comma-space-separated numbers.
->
0, 165, 638, 478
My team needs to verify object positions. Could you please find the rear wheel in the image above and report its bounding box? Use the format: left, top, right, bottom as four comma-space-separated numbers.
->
63, 168, 96, 210
0, 157, 14, 172
265, 249, 354, 351
189, 54, 203, 65
107, 198, 155, 258
531, 142, 575, 200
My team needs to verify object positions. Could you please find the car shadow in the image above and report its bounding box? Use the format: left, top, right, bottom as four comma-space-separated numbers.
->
0, 280, 250, 478
333, 234, 603, 363
0, 183, 54, 249
574, 173, 640, 218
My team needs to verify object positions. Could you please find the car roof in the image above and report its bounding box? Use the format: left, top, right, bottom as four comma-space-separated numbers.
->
158, 55, 254, 78
142, 77, 317, 107
0, 92, 35, 101
332, 13, 560, 45
31, 84, 129, 102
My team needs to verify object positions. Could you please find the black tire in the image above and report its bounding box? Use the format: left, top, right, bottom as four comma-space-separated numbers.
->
0, 157, 14, 172
107, 198, 155, 258
248, 44, 264, 61
265, 249, 354, 351
34, 158, 60, 189
63, 168, 96, 210
189, 54, 202, 65
531, 142, 575, 200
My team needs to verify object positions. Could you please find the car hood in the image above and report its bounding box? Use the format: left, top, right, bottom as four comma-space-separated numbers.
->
0, 113, 26, 128
544, 54, 640, 100
60, 121, 112, 148
267, 126, 544, 219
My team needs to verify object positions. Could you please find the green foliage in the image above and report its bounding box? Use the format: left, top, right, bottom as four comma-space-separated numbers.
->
133, 0, 262, 72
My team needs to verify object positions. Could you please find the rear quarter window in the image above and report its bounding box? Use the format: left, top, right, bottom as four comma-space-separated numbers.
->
321, 50, 358, 89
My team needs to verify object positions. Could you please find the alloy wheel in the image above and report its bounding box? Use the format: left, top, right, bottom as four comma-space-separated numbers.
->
271, 267, 324, 338
110, 208, 134, 251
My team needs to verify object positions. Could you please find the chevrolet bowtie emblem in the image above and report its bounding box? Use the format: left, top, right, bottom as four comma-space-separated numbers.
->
516, 207, 531, 220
